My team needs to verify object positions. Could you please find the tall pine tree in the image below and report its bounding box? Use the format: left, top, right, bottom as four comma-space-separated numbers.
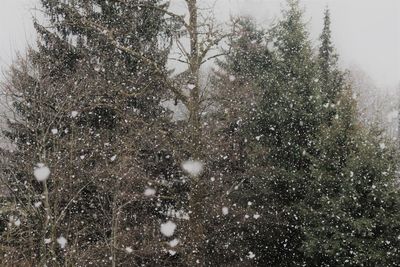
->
252, 1, 323, 264
0, 1, 183, 266
301, 9, 400, 266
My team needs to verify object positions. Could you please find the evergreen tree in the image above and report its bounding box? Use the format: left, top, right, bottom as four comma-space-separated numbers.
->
301, 9, 400, 266
251, 1, 323, 264
0, 1, 182, 265
318, 8, 345, 122
1, 1, 399, 266
215, 17, 268, 84
204, 17, 272, 266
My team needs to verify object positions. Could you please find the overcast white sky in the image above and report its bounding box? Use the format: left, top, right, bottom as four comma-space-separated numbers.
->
1, 0, 399, 88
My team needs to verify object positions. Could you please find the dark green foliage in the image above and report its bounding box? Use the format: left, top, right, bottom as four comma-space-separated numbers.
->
299, 7, 400, 267
213, 1, 400, 266
215, 17, 270, 84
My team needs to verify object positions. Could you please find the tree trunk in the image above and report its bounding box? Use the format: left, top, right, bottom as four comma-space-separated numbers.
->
186, 0, 206, 265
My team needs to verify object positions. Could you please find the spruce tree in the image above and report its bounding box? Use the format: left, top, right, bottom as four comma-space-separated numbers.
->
301, 9, 400, 266
318, 8, 345, 122
251, 1, 323, 264
0, 1, 181, 265
205, 17, 273, 266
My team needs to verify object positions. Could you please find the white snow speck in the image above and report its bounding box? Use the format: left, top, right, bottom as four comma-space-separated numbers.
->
169, 238, 179, 248
229, 75, 236, 82
14, 218, 21, 227
160, 221, 176, 237
379, 143, 386, 150
110, 155, 117, 161
222, 207, 229, 215
168, 250, 176, 256
248, 251, 256, 259
255, 135, 262, 141
51, 128, 58, 135
253, 214, 261, 219
125, 247, 133, 253
34, 201, 42, 208
144, 188, 156, 197
57, 236, 67, 249
71, 111, 79, 118
34, 164, 50, 182
44, 238, 52, 244
181, 160, 203, 177
187, 83, 195, 90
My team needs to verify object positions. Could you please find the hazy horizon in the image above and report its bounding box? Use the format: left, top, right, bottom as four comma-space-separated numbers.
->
1, 0, 399, 89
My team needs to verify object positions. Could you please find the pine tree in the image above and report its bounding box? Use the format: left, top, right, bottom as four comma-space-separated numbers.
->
250, 1, 323, 264
301, 9, 400, 266
211, 2, 322, 264
304, 104, 400, 266
203, 17, 272, 266
318, 8, 345, 122
256, 0, 322, 171
0, 1, 181, 265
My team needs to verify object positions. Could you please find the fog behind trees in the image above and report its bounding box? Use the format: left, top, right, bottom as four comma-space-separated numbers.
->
1, 0, 399, 137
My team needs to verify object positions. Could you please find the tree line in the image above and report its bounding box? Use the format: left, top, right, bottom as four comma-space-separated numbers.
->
0, 0, 399, 266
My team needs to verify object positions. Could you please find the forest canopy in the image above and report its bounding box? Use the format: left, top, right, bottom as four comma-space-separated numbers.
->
0, 0, 399, 266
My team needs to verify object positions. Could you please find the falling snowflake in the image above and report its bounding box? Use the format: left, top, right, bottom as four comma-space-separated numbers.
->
248, 251, 256, 259
169, 238, 179, 247
71, 111, 79, 118
222, 207, 229, 215
51, 128, 58, 135
125, 247, 133, 253
160, 221, 177, 237
34, 164, 50, 182
144, 188, 156, 197
181, 160, 204, 177
57, 236, 67, 249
